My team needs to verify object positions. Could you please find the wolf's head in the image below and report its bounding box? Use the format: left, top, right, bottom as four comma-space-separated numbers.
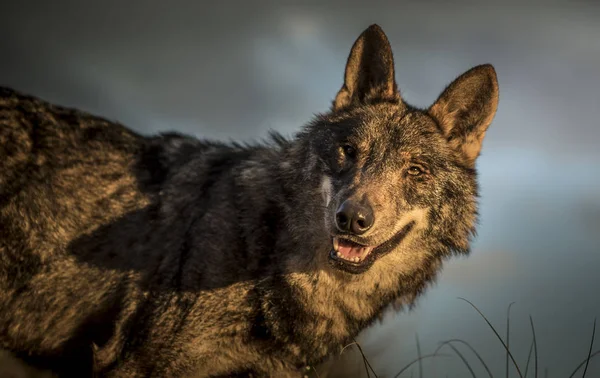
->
292, 25, 498, 280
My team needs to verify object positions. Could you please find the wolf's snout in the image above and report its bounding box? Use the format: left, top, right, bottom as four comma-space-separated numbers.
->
335, 200, 374, 235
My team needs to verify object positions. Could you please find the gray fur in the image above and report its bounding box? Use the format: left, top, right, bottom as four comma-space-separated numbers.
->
0, 24, 499, 377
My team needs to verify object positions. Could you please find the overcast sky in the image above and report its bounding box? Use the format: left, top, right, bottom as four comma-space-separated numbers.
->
1, 1, 599, 376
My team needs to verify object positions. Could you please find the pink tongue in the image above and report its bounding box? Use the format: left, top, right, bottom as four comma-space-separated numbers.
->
338, 243, 369, 259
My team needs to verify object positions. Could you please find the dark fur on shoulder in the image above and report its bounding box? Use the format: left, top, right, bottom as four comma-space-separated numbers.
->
0, 25, 499, 377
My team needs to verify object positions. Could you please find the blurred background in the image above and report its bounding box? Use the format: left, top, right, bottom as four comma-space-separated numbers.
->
1, 0, 599, 376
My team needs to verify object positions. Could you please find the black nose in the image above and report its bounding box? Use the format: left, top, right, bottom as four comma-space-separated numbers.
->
335, 200, 374, 235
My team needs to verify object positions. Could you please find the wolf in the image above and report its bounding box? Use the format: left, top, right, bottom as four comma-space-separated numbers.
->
0, 24, 499, 377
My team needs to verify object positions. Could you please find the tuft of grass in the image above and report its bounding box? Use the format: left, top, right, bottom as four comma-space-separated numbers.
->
439, 340, 477, 378
392, 353, 451, 378
523, 339, 534, 377
581, 318, 597, 378
388, 299, 598, 378
435, 339, 493, 378
350, 337, 378, 378
529, 315, 538, 378
334, 299, 598, 378
568, 318, 597, 378
506, 302, 516, 378
458, 297, 524, 378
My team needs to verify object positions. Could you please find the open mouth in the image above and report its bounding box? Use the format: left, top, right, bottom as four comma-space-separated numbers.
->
328, 221, 415, 274
332, 238, 374, 263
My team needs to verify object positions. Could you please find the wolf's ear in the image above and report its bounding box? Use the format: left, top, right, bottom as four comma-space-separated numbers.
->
429, 64, 499, 166
332, 24, 399, 111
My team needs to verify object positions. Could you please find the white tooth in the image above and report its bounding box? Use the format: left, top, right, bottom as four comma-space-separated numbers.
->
333, 237, 339, 251
336, 251, 342, 258
353, 257, 359, 263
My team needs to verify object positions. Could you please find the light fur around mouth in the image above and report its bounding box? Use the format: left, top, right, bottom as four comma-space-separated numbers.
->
328, 219, 417, 274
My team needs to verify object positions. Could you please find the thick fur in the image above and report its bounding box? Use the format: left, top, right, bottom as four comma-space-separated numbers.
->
0, 25, 499, 377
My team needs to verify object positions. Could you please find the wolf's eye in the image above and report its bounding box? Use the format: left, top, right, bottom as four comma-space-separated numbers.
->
341, 145, 356, 159
407, 166, 424, 176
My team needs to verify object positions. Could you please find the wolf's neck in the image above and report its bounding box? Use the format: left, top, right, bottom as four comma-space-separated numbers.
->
247, 179, 393, 362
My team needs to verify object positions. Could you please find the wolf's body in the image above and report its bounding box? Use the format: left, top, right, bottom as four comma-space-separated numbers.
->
0, 25, 498, 377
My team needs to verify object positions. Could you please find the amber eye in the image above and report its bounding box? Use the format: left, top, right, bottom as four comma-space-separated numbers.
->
407, 166, 424, 176
341, 144, 356, 159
